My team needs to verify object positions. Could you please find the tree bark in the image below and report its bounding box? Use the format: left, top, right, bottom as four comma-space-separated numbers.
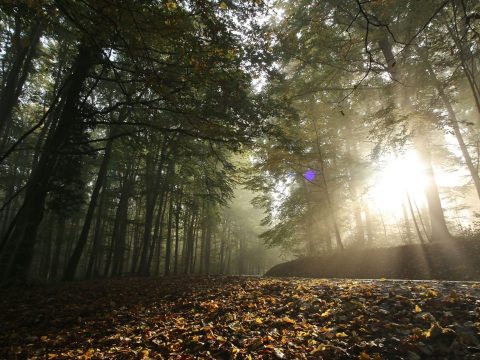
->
110, 166, 135, 277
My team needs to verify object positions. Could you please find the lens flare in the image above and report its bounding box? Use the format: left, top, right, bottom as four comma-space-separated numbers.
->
304, 169, 315, 182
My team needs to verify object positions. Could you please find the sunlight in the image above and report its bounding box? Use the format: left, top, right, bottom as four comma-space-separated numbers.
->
369, 151, 428, 217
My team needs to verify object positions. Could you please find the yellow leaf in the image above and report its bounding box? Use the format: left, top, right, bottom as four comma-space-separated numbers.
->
48, 355, 58, 359
359, 352, 371, 360
423, 288, 438, 298
219, 1, 228, 10
165, 0, 177, 10
415, 305, 422, 313
282, 316, 296, 324
141, 349, 150, 359
318, 326, 332, 333
255, 317, 263, 325
310, 345, 326, 355
336, 332, 348, 338
447, 291, 459, 302
321, 309, 332, 317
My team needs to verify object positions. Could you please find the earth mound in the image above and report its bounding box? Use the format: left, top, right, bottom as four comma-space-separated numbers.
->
265, 239, 480, 280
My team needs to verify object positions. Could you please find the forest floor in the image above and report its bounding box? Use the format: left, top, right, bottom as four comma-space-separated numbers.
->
2, 277, 480, 359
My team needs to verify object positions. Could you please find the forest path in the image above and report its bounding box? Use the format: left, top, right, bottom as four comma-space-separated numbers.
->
2, 276, 480, 359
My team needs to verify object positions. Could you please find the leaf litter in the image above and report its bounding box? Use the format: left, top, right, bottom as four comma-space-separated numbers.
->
2, 276, 480, 359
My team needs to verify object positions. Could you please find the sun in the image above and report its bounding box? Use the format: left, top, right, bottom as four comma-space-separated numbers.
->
368, 151, 428, 218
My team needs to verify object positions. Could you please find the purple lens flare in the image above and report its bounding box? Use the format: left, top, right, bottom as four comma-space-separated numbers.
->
304, 169, 315, 182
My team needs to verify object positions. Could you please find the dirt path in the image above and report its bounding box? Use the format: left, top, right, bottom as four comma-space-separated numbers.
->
2, 277, 480, 359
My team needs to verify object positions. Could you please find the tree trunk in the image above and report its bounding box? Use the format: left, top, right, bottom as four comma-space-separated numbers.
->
183, 209, 196, 274
401, 201, 414, 243
173, 192, 182, 275
111, 166, 135, 277
85, 176, 109, 279
415, 138, 452, 241
49, 215, 66, 281
63, 136, 113, 280
406, 192, 426, 244
137, 142, 169, 275
39, 214, 55, 280
204, 213, 212, 275
164, 192, 174, 276
344, 117, 365, 245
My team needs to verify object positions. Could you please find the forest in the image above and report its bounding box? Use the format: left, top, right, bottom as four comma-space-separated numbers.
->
2, 0, 480, 358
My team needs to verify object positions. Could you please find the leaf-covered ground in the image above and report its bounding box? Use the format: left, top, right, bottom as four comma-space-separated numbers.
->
2, 277, 480, 359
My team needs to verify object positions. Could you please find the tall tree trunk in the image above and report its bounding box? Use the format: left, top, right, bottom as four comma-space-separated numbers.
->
49, 215, 66, 281
199, 207, 207, 274
344, 117, 365, 245
0, 42, 96, 284
364, 205, 375, 245
192, 216, 200, 273
183, 209, 196, 274
401, 201, 414, 243
415, 137, 452, 241
86, 176, 109, 279
406, 192, 426, 244
238, 235, 245, 275
130, 200, 144, 274
39, 214, 55, 280
151, 195, 168, 276
63, 136, 113, 280
137, 142, 169, 275
164, 192, 174, 276
219, 222, 227, 274
204, 212, 212, 275
173, 192, 182, 275
111, 167, 134, 277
